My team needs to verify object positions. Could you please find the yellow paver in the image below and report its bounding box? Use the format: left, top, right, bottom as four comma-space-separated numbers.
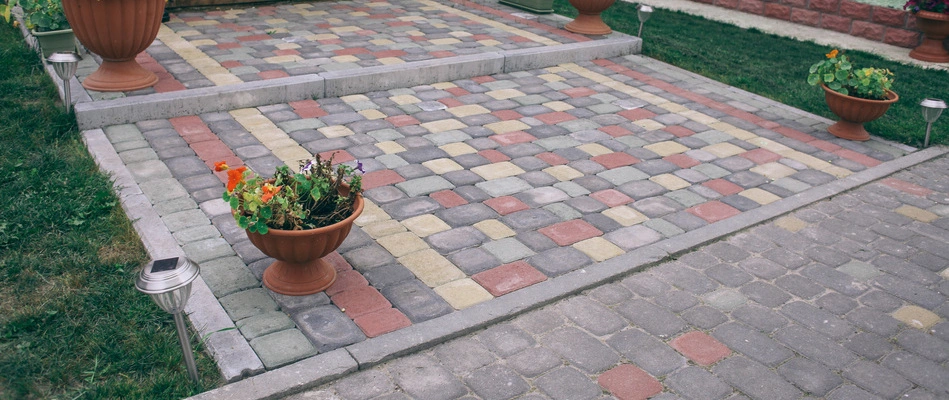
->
423, 158, 464, 174
484, 120, 531, 134
750, 162, 798, 180
448, 104, 491, 118
896, 205, 939, 222
471, 162, 526, 180
434, 279, 494, 309
399, 249, 466, 287
319, 125, 355, 138
740, 188, 781, 205
486, 89, 525, 100
543, 101, 574, 112
603, 206, 648, 226
402, 215, 451, 238
544, 165, 584, 181
474, 220, 516, 240
377, 232, 430, 258
421, 119, 468, 134
577, 143, 612, 157
644, 141, 690, 157
574, 238, 624, 262
775, 216, 807, 232
650, 174, 691, 191
376, 141, 406, 154
703, 142, 747, 158
892, 305, 941, 330
363, 220, 407, 239
440, 142, 478, 157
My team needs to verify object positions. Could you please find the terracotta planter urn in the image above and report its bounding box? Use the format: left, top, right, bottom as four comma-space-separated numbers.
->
822, 84, 899, 141
910, 11, 949, 63
61, 0, 165, 91
245, 195, 364, 296
565, 0, 616, 35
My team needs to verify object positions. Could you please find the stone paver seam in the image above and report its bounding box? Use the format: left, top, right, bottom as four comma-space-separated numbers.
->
417, 0, 562, 46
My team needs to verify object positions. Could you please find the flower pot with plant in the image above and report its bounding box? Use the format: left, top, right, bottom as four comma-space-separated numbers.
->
216, 156, 364, 296
2, 0, 78, 57
807, 49, 898, 141
905, 0, 949, 62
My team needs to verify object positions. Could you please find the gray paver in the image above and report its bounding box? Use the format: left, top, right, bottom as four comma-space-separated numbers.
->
541, 327, 619, 373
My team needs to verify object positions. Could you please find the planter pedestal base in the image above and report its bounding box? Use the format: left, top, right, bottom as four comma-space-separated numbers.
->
827, 121, 871, 141
910, 11, 949, 63
565, 14, 612, 35
81, 59, 158, 92
262, 258, 337, 296
909, 40, 949, 63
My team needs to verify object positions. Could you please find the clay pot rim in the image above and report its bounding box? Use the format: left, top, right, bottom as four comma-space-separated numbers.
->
915, 10, 949, 21
820, 84, 899, 104
246, 194, 364, 237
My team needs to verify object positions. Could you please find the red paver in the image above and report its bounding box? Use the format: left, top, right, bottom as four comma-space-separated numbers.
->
536, 152, 569, 166
491, 131, 536, 145
362, 169, 405, 190
592, 152, 640, 169
237, 34, 272, 42
373, 49, 407, 58
431, 190, 468, 208
258, 70, 290, 80
190, 140, 236, 160
538, 220, 603, 246
439, 98, 464, 108
773, 126, 815, 142
429, 50, 456, 58
484, 196, 530, 215
809, 139, 842, 152
670, 331, 731, 366
323, 251, 353, 272
534, 112, 577, 125
220, 60, 243, 68
471, 76, 495, 84
332, 286, 390, 318
478, 149, 511, 163
881, 177, 933, 197
217, 42, 242, 50
600, 125, 636, 137
387, 115, 420, 127
618, 108, 658, 121
597, 364, 663, 400
325, 270, 369, 297
562, 87, 597, 98
472, 261, 547, 296
318, 150, 355, 164
492, 110, 523, 121
445, 87, 470, 97
739, 148, 782, 164
334, 47, 370, 56
170, 115, 212, 136
354, 308, 412, 338
834, 149, 882, 167
663, 125, 695, 137
702, 179, 744, 196
273, 49, 300, 56
688, 201, 741, 223
663, 154, 700, 169
590, 189, 634, 207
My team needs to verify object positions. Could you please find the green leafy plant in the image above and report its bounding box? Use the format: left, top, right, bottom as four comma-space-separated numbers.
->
3, 0, 69, 31
217, 155, 364, 235
807, 49, 894, 100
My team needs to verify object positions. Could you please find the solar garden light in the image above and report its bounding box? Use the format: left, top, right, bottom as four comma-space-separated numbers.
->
135, 257, 201, 383
920, 98, 946, 148
637, 4, 653, 38
47, 52, 81, 113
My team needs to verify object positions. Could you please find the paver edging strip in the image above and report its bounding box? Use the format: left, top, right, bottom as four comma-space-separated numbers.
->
82, 128, 266, 383
189, 146, 947, 399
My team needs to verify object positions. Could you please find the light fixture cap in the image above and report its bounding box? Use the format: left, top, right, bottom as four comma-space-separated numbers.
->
920, 98, 947, 124
638, 5, 653, 22
136, 257, 200, 313
47, 52, 81, 81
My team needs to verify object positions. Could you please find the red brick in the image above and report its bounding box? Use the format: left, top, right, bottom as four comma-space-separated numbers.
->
663, 125, 695, 137
765, 3, 791, 19
809, 139, 842, 152
324, 251, 353, 272
492, 110, 523, 121
429, 50, 456, 58
739, 148, 782, 164
808, 0, 838, 13
851, 20, 885, 40
688, 201, 741, 223
880, 177, 934, 197
717, 0, 740, 9
445, 87, 470, 97
191, 140, 235, 161
274, 49, 300, 57
703, 179, 744, 196
484, 196, 530, 215
538, 219, 603, 246
354, 308, 411, 338
334, 47, 370, 56
431, 190, 468, 208
597, 364, 663, 400
491, 131, 537, 146
170, 115, 212, 136
791, 8, 821, 26
387, 115, 420, 127
663, 154, 700, 169
739, 0, 765, 14
361, 169, 405, 190
332, 286, 390, 318
592, 152, 640, 169
471, 75, 495, 84
438, 98, 464, 108
782, 0, 806, 8
562, 87, 597, 98
319, 150, 355, 164
834, 149, 882, 167
600, 125, 637, 137
220, 60, 243, 69
472, 261, 547, 296
325, 270, 369, 297
670, 331, 731, 366
694, 0, 714, 4
872, 6, 907, 27
618, 108, 658, 121
883, 28, 921, 48
536, 152, 569, 166
774, 126, 816, 142
478, 149, 511, 163
534, 111, 577, 125
373, 49, 407, 58
590, 189, 634, 207
822, 14, 852, 33
839, 0, 871, 19
237, 34, 271, 42
258, 70, 290, 80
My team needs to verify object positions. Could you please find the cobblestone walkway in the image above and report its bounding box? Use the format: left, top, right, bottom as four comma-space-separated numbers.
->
289, 154, 949, 400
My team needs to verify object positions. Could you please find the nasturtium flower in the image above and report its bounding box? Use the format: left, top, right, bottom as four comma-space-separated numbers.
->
215, 161, 229, 172
826, 49, 839, 59
261, 184, 281, 203
227, 166, 248, 192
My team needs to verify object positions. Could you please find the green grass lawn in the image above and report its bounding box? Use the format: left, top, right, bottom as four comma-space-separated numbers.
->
0, 22, 221, 399
554, 0, 949, 146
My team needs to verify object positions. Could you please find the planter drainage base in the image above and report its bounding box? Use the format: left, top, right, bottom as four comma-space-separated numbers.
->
81, 59, 158, 92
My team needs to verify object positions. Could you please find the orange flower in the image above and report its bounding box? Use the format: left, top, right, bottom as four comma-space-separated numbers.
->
826, 49, 839, 59
261, 184, 281, 203
214, 161, 229, 171
226, 166, 248, 192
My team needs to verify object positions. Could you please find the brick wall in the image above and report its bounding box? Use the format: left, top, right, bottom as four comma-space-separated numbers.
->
688, 0, 922, 48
